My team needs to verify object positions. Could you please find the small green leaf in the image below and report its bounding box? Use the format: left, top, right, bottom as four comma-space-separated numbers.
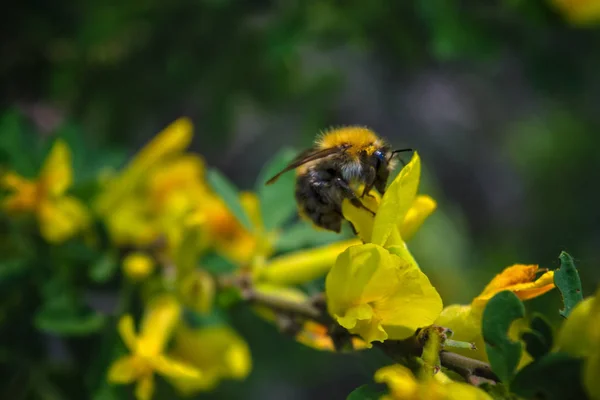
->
482, 290, 525, 383
183, 307, 228, 328
35, 310, 106, 336
521, 313, 553, 360
521, 331, 548, 360
256, 148, 298, 231
346, 384, 387, 400
207, 169, 253, 232
89, 253, 118, 283
201, 252, 238, 275
530, 313, 553, 346
554, 251, 583, 318
512, 353, 586, 400
35, 278, 106, 336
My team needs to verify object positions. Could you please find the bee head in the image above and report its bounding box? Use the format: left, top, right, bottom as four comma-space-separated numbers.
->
369, 146, 412, 193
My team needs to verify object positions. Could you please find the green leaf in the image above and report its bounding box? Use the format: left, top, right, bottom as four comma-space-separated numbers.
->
521, 313, 553, 360
0, 258, 29, 284
89, 253, 118, 283
256, 147, 298, 231
554, 251, 583, 318
346, 384, 387, 400
35, 309, 106, 336
511, 353, 586, 400
530, 313, 553, 346
521, 331, 548, 361
35, 278, 106, 336
201, 252, 238, 275
275, 220, 349, 252
207, 169, 253, 232
482, 290, 525, 383
183, 307, 228, 328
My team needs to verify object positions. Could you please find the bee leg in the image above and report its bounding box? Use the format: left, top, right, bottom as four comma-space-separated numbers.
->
334, 177, 376, 215
350, 198, 376, 215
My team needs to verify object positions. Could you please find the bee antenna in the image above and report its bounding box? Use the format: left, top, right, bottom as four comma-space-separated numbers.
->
388, 148, 413, 163
391, 148, 413, 155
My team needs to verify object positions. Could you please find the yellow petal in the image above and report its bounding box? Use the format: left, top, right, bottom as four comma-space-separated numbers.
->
555, 296, 596, 357
441, 382, 494, 400
326, 244, 397, 314
135, 375, 155, 400
378, 245, 443, 338
474, 265, 555, 309
138, 295, 181, 355
1, 171, 31, 190
107, 356, 139, 384
259, 239, 360, 286
118, 315, 138, 351
375, 364, 418, 399
400, 195, 437, 241
40, 139, 72, 196
372, 152, 421, 246
435, 304, 487, 361
336, 303, 375, 330
240, 191, 263, 230
95, 118, 193, 214
584, 351, 600, 400
551, 0, 600, 25
38, 196, 90, 243
341, 195, 380, 243
1, 172, 37, 212
152, 355, 202, 379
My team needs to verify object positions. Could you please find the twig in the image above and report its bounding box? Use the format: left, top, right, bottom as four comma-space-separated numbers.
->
439, 351, 499, 384
241, 288, 333, 325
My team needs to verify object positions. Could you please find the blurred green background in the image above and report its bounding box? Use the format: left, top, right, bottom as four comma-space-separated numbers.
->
2, 0, 600, 399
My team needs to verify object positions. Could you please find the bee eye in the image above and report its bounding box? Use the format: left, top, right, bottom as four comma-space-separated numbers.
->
373, 150, 386, 161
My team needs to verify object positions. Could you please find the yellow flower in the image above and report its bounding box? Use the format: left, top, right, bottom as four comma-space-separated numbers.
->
191, 191, 270, 266
551, 0, 600, 25
95, 118, 193, 216
95, 118, 210, 262
1, 139, 89, 242
167, 324, 251, 395
435, 264, 556, 362
555, 288, 600, 399
107, 295, 201, 400
123, 252, 155, 281
326, 243, 442, 343
341, 152, 436, 248
375, 364, 492, 400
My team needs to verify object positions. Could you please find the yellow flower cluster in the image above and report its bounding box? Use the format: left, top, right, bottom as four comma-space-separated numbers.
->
108, 295, 250, 400
1, 120, 570, 400
1, 140, 89, 242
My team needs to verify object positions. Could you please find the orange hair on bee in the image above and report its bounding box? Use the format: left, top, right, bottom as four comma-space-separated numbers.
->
316, 126, 384, 157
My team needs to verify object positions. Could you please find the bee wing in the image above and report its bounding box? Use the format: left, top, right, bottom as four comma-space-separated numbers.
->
265, 145, 349, 185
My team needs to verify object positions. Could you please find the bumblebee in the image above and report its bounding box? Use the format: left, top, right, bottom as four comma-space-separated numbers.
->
266, 126, 411, 233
